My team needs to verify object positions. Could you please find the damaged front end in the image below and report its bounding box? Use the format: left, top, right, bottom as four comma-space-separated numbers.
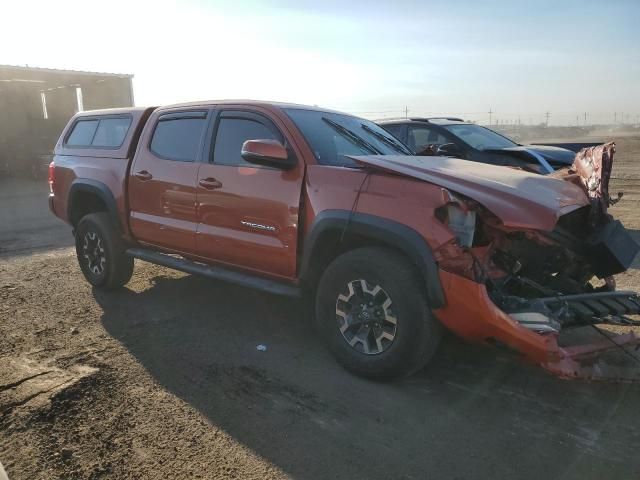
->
432, 143, 640, 380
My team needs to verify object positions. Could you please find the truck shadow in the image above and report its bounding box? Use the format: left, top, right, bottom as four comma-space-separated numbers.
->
95, 272, 640, 480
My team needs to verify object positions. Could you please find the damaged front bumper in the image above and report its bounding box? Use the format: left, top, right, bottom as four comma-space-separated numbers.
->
544, 331, 640, 381
434, 270, 640, 381
506, 290, 640, 380
502, 290, 640, 331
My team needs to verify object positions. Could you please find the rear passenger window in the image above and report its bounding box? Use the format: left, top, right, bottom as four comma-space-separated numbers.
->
92, 117, 132, 147
150, 113, 207, 162
66, 120, 99, 146
213, 117, 280, 166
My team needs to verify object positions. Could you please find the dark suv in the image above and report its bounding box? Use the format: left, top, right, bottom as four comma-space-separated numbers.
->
378, 117, 597, 174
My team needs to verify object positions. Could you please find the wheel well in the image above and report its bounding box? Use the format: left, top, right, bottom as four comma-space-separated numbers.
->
69, 191, 108, 227
303, 228, 412, 290
300, 211, 445, 308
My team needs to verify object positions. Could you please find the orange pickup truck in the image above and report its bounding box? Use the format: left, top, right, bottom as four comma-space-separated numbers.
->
49, 100, 640, 380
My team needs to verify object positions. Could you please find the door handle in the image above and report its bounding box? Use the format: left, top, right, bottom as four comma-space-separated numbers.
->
198, 177, 222, 190
134, 170, 153, 181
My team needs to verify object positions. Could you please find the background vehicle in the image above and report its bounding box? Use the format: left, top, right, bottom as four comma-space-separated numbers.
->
49, 101, 639, 380
378, 117, 601, 174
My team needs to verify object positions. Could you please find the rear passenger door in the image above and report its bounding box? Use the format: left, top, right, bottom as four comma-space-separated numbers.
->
128, 110, 208, 255
195, 110, 304, 279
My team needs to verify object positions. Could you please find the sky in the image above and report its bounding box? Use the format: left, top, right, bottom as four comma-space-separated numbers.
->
1, 0, 638, 125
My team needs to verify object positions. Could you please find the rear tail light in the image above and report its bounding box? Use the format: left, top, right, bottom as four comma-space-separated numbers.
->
48, 161, 55, 193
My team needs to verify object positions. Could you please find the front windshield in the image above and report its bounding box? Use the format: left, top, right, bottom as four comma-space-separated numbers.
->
285, 108, 412, 167
444, 124, 517, 150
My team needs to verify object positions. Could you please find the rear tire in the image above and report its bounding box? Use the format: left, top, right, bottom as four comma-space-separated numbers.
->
75, 213, 134, 289
315, 247, 442, 380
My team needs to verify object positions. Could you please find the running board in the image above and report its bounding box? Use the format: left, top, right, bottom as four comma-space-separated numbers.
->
126, 248, 300, 297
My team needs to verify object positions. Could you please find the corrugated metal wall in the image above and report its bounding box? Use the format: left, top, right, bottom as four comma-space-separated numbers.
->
0, 66, 133, 176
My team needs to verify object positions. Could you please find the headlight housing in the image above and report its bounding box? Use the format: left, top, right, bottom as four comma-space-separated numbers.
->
437, 189, 476, 248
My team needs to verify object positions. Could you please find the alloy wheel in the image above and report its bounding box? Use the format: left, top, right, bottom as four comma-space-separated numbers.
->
335, 279, 397, 355
82, 231, 106, 276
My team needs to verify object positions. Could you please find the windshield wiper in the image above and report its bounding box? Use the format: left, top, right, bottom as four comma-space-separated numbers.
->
322, 117, 382, 155
360, 123, 413, 155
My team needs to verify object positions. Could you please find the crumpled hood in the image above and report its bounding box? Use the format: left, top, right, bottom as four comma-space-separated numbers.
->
348, 155, 590, 231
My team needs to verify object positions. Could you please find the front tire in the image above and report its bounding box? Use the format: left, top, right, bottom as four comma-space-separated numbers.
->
315, 247, 442, 380
75, 213, 134, 289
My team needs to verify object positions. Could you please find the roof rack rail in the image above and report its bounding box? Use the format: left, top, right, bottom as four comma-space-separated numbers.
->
409, 117, 465, 122
374, 117, 408, 122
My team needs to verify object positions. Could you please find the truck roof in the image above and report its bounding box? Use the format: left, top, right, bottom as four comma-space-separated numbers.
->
76, 100, 356, 119
57, 100, 375, 160
155, 99, 346, 115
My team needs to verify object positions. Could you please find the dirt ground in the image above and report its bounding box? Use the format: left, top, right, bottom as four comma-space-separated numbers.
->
2, 136, 640, 480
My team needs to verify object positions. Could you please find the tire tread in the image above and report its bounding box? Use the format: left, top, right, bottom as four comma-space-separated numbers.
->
75, 213, 133, 289
315, 247, 442, 379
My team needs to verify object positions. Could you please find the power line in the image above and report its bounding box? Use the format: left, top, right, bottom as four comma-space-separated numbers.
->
348, 107, 639, 125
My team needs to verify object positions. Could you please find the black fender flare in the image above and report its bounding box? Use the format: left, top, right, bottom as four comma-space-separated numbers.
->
68, 179, 121, 231
300, 210, 445, 308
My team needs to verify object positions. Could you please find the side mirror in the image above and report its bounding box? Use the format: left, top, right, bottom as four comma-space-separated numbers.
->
241, 139, 296, 169
436, 143, 463, 157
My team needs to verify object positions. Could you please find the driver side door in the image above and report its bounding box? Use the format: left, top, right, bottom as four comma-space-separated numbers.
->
195, 110, 304, 280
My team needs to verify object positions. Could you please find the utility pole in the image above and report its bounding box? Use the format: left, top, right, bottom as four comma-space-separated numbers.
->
544, 111, 551, 127
404, 106, 409, 119
584, 112, 587, 125
488, 108, 493, 126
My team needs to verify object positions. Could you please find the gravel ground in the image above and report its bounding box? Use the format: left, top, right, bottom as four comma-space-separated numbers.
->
1, 136, 640, 480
